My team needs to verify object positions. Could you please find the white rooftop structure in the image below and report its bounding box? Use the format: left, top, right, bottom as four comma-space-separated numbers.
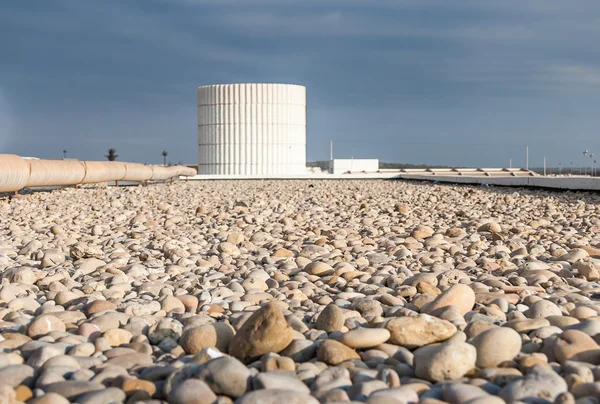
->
197, 83, 306, 176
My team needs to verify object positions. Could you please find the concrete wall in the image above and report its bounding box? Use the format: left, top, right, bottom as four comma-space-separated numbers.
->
330, 159, 379, 174
197, 83, 307, 176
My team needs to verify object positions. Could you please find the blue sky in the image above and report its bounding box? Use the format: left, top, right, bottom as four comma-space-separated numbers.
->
2, 0, 600, 167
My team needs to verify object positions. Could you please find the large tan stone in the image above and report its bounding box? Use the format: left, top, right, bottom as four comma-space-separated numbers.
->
424, 284, 475, 316
229, 302, 293, 363
316, 340, 360, 365
180, 323, 235, 354
384, 314, 457, 349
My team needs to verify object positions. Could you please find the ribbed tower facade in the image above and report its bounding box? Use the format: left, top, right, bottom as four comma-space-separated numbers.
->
197, 83, 306, 175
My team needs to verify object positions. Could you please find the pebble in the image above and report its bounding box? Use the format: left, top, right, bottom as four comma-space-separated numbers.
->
229, 302, 293, 363
253, 371, 310, 393
526, 299, 564, 318
168, 379, 217, 404
280, 339, 318, 363
27, 315, 66, 338
43, 380, 105, 400
553, 330, 600, 363
469, 327, 522, 368
77, 387, 126, 404
235, 389, 320, 404
499, 365, 568, 403
103, 328, 133, 347
425, 284, 476, 316
28, 392, 70, 404
317, 339, 361, 365
0, 364, 35, 387
414, 341, 477, 382
316, 304, 345, 332
338, 328, 391, 349
384, 314, 457, 348
196, 356, 252, 398
179, 322, 235, 354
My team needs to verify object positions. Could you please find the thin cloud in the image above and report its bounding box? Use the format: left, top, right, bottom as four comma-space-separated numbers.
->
549, 65, 600, 86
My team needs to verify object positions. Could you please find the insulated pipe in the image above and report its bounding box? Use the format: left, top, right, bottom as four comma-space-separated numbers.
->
150, 166, 172, 181
26, 160, 86, 187
122, 163, 153, 182
166, 166, 181, 178
0, 155, 31, 193
1, 154, 193, 193
81, 161, 127, 184
179, 167, 197, 176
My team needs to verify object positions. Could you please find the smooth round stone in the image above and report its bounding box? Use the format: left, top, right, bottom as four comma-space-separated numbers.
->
41, 355, 81, 371
316, 304, 345, 333
424, 284, 476, 316
77, 387, 127, 404
260, 355, 295, 372
229, 302, 293, 364
54, 291, 80, 306
77, 323, 101, 339
196, 356, 252, 398
89, 314, 124, 333
570, 306, 598, 320
478, 222, 502, 233
168, 379, 217, 404
280, 340, 318, 363
505, 318, 550, 333
304, 262, 334, 277
575, 262, 600, 281
0, 364, 35, 387
469, 327, 522, 368
526, 299, 563, 318
161, 295, 185, 313
235, 389, 320, 404
565, 319, 600, 336
464, 321, 498, 339
27, 344, 66, 368
316, 340, 360, 366
553, 330, 600, 364
118, 376, 157, 397
559, 249, 589, 263
414, 341, 477, 382
384, 315, 457, 349
253, 372, 310, 393
104, 353, 153, 369
10, 267, 36, 284
499, 365, 567, 403
27, 315, 66, 338
69, 342, 95, 357
103, 328, 133, 347
571, 382, 600, 399
442, 384, 490, 404
338, 328, 391, 349
15, 384, 33, 402
530, 326, 563, 339
43, 381, 105, 400
179, 323, 235, 354
28, 392, 70, 404
348, 380, 389, 400
368, 386, 420, 404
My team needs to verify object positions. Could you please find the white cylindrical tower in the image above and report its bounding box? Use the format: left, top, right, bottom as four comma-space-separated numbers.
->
198, 83, 306, 176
